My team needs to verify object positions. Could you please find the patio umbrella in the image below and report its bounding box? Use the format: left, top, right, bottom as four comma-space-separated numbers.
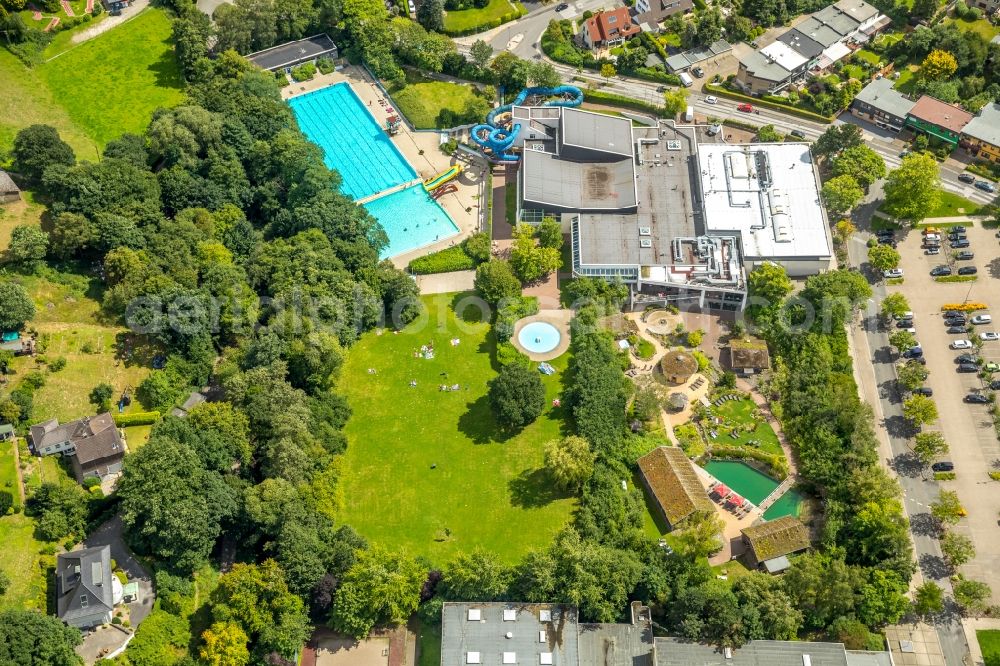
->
712, 483, 731, 498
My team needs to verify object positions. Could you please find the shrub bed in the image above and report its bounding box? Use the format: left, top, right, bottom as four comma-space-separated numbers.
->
942, 302, 988, 312
408, 246, 476, 274
934, 275, 978, 283
115, 411, 161, 427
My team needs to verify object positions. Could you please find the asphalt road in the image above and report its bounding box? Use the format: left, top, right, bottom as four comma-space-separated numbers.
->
847, 233, 971, 666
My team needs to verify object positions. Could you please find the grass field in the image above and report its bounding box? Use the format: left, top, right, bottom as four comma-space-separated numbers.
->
841, 64, 866, 81
853, 49, 881, 66
710, 398, 782, 457
443, 0, 516, 32
0, 440, 21, 510
951, 16, 1000, 41
981, 630, 1000, 666
389, 74, 483, 129
0, 7, 183, 158
894, 66, 918, 94
0, 513, 55, 612
338, 293, 576, 565
929, 190, 984, 217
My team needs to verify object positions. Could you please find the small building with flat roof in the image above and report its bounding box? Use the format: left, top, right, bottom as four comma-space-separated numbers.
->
905, 95, 973, 147
851, 77, 916, 132
961, 102, 1000, 164
0, 423, 14, 441
246, 34, 338, 73
637, 446, 714, 530
664, 39, 732, 73
440, 602, 581, 666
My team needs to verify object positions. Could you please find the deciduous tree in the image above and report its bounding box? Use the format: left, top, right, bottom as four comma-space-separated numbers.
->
880, 292, 910, 319
747, 261, 792, 306
913, 581, 944, 616
930, 489, 965, 525
474, 260, 521, 305
200, 621, 250, 666
469, 39, 493, 69
868, 244, 901, 272
902, 394, 938, 425
913, 431, 947, 465
442, 548, 512, 601
416, 0, 444, 31
7, 225, 48, 265
488, 364, 545, 429
0, 281, 35, 330
883, 153, 941, 223
941, 531, 975, 567
543, 435, 595, 491
0, 610, 82, 666
953, 575, 991, 615
832, 145, 886, 189
822, 175, 864, 218
601, 63, 616, 81
12, 124, 75, 182
331, 546, 425, 639
663, 87, 689, 117
921, 49, 958, 81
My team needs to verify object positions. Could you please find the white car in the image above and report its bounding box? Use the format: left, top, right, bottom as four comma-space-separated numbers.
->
883, 268, 903, 279
705, 95, 718, 105
972, 314, 993, 325
980, 332, 1000, 341
951, 339, 973, 349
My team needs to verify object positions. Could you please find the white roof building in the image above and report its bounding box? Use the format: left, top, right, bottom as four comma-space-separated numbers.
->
759, 41, 809, 73
697, 142, 833, 276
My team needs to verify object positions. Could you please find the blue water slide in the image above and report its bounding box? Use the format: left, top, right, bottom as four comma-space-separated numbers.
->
472, 85, 583, 162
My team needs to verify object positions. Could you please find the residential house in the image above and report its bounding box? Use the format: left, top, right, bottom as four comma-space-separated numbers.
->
56, 545, 115, 629
904, 95, 973, 147
171, 390, 207, 418
439, 601, 893, 666
726, 337, 771, 375
851, 77, 915, 132
735, 0, 887, 94
741, 515, 811, 573
30, 412, 126, 483
246, 34, 338, 73
637, 446, 715, 531
634, 0, 692, 29
0, 170, 20, 203
664, 39, 732, 74
961, 102, 1000, 164
582, 8, 641, 50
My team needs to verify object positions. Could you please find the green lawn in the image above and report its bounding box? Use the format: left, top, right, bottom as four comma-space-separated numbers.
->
709, 398, 783, 457
842, 64, 866, 80
37, 8, 184, 147
894, 66, 919, 94
0, 513, 55, 612
338, 293, 576, 565
443, 0, 516, 32
0, 440, 20, 510
950, 16, 1000, 41
659, 32, 682, 48
416, 620, 442, 666
980, 630, 1000, 666
929, 190, 984, 217
854, 49, 881, 66
389, 74, 483, 129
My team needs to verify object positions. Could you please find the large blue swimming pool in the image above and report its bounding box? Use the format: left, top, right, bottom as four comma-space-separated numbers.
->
288, 83, 417, 200
364, 185, 460, 259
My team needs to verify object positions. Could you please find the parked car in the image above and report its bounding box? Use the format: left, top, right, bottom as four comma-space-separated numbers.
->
931, 461, 954, 472
951, 240, 971, 248
913, 387, 934, 396
980, 332, 1000, 341
952, 225, 967, 232
965, 393, 991, 404
903, 346, 924, 358
947, 326, 968, 334
948, 233, 967, 241
976, 180, 997, 193
896, 318, 914, 328
790, 129, 806, 139
555, 2, 569, 8
972, 314, 993, 325
955, 353, 978, 363
737, 103, 754, 112
880, 238, 898, 247
985, 362, 1000, 372
925, 247, 941, 255
925, 233, 941, 241
692, 66, 705, 78
959, 173, 976, 183
990, 379, 1000, 390
957, 251, 975, 260
945, 315, 967, 325
958, 266, 978, 275
931, 266, 952, 276
951, 339, 973, 349
883, 268, 904, 278
705, 95, 718, 105
958, 362, 979, 372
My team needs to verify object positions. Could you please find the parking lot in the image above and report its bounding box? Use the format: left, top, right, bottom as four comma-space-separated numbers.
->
887, 222, 1000, 592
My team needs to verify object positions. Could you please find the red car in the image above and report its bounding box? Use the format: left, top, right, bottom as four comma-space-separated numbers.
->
737, 103, 754, 112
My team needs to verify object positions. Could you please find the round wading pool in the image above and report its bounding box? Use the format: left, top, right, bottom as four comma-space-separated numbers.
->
517, 321, 561, 354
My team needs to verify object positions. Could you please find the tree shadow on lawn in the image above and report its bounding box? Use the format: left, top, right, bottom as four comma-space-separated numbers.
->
457, 393, 516, 444
508, 468, 572, 509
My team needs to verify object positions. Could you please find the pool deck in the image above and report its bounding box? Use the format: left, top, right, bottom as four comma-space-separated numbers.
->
283, 67, 484, 267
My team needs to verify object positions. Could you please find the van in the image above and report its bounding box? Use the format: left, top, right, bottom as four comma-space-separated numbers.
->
679, 72, 694, 87
684, 105, 694, 122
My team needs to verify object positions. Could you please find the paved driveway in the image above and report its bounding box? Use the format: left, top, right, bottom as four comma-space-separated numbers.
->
886, 223, 1000, 600
84, 516, 155, 626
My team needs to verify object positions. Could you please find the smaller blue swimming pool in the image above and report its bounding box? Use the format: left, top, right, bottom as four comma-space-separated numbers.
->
518, 322, 561, 354
363, 185, 460, 259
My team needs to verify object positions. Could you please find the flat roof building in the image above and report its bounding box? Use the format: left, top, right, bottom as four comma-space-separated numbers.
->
664, 39, 732, 73
851, 77, 916, 132
246, 34, 338, 73
697, 142, 834, 276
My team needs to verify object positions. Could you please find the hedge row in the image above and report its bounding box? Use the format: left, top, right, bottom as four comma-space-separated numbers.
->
722, 118, 761, 133
441, 3, 528, 36
702, 83, 835, 123
408, 245, 476, 274
115, 412, 162, 427
583, 89, 663, 116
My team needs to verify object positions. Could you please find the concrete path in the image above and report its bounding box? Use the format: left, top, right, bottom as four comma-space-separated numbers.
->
62, 0, 150, 49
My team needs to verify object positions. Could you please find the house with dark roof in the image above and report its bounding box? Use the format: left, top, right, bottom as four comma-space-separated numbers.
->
726, 337, 770, 375
0, 170, 20, 203
637, 446, 714, 530
741, 516, 811, 573
56, 545, 115, 629
582, 8, 641, 50
905, 95, 973, 147
30, 412, 126, 483
961, 102, 1000, 164
664, 40, 732, 74
634, 0, 692, 28
246, 34, 338, 73
851, 77, 916, 132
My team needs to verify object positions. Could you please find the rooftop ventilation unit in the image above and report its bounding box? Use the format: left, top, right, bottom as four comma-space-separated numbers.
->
467, 652, 481, 664
503, 609, 517, 621
541, 655, 554, 665
539, 610, 552, 622
539, 631, 547, 643
503, 653, 517, 664
506, 632, 514, 639
640, 239, 653, 248
639, 226, 652, 236
467, 609, 481, 621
